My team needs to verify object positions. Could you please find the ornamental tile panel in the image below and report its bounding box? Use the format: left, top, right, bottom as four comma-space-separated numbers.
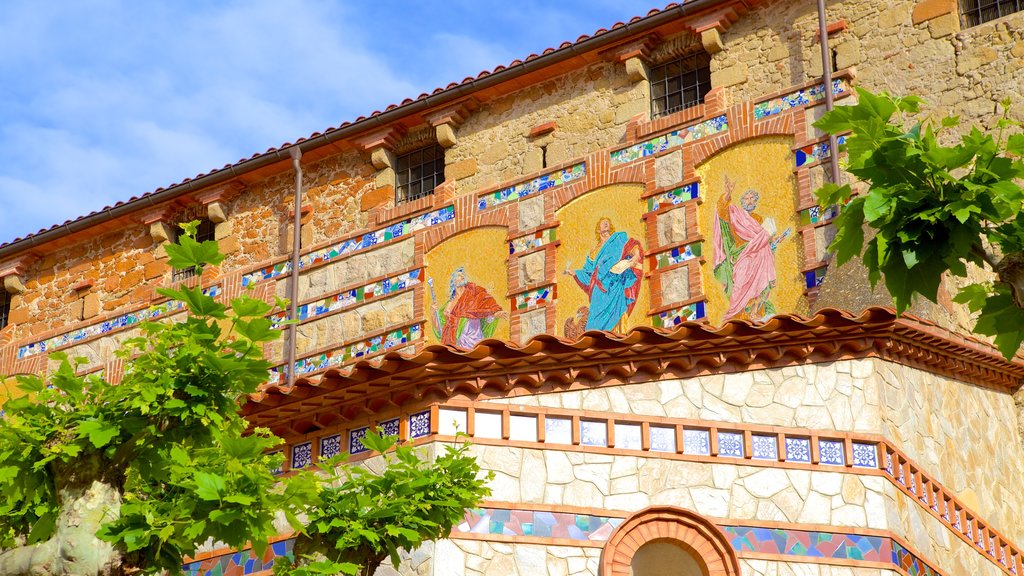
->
753, 78, 850, 120
795, 135, 847, 168
270, 269, 422, 327
650, 426, 676, 453
718, 431, 744, 458
409, 410, 431, 439
268, 324, 422, 385
515, 286, 553, 310
851, 442, 878, 468
646, 182, 700, 212
819, 439, 845, 466
751, 434, 778, 460
319, 434, 341, 460
654, 243, 701, 269
799, 203, 842, 226
580, 420, 608, 447
291, 442, 312, 470
683, 428, 711, 455
804, 267, 827, 289
653, 302, 706, 328
349, 427, 368, 455
509, 228, 556, 255
477, 163, 586, 210
611, 116, 727, 165
785, 437, 811, 463
614, 423, 642, 450
379, 418, 400, 439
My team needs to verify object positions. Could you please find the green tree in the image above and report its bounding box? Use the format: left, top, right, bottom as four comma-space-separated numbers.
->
0, 224, 490, 575
815, 89, 1024, 357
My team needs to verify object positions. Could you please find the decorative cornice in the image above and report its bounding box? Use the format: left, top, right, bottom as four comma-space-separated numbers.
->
423, 98, 477, 129
242, 308, 1024, 422
193, 181, 245, 205
353, 125, 407, 152
0, 253, 40, 278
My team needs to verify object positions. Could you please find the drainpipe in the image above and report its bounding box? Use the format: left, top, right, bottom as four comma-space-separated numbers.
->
287, 147, 303, 387
817, 0, 842, 185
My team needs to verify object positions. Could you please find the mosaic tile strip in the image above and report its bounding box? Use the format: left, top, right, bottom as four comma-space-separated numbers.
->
795, 135, 847, 167
804, 266, 828, 289
477, 163, 585, 210
269, 324, 422, 385
610, 115, 728, 165
269, 269, 422, 327
241, 206, 454, 288
799, 203, 842, 227
652, 301, 707, 328
514, 286, 553, 310
892, 541, 943, 576
646, 182, 700, 212
683, 428, 711, 455
455, 507, 623, 541
655, 243, 701, 269
718, 431, 744, 458
785, 437, 812, 463
17, 285, 222, 359
852, 442, 879, 468
650, 426, 676, 452
349, 427, 369, 455
183, 538, 293, 576
509, 228, 556, 255
751, 434, 778, 460
754, 78, 851, 120
724, 525, 892, 562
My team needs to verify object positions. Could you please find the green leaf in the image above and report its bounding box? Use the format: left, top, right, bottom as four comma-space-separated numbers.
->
194, 472, 227, 501
78, 420, 120, 448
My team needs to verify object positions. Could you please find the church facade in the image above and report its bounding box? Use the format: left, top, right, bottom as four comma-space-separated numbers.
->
1, 1, 1023, 575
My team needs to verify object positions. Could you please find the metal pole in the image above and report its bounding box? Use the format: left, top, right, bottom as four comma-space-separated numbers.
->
817, 0, 842, 185
287, 147, 303, 387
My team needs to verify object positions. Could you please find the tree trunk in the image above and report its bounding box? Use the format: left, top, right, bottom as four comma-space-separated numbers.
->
0, 461, 124, 576
995, 252, 1024, 309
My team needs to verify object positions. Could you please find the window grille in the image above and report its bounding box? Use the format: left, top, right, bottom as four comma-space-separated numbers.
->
650, 52, 712, 119
0, 290, 9, 329
961, 0, 1023, 26
396, 144, 445, 204
171, 218, 216, 282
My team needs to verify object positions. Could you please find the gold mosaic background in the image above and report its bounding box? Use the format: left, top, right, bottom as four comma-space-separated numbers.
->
554, 183, 650, 335
696, 136, 804, 325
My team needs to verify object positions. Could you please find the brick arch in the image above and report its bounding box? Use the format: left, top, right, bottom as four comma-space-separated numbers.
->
599, 506, 740, 576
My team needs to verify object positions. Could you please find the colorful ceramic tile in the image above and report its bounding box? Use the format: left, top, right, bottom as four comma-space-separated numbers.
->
683, 428, 711, 455
380, 418, 400, 439
722, 525, 895, 566
241, 206, 454, 288
718, 431, 744, 458
510, 228, 556, 255
785, 437, 811, 463
655, 243, 701, 268
515, 286, 553, 310
183, 538, 293, 576
268, 324, 422, 385
819, 439, 845, 466
751, 434, 778, 460
580, 420, 608, 447
611, 115, 728, 165
851, 442, 879, 468
754, 78, 851, 120
453, 508, 623, 542
477, 163, 586, 210
349, 427, 369, 455
650, 426, 676, 452
795, 135, 847, 167
615, 423, 643, 450
799, 203, 842, 226
646, 182, 700, 212
409, 410, 431, 439
270, 269, 422, 327
652, 301, 707, 328
545, 417, 573, 445
16, 284, 219, 359
319, 434, 341, 460
291, 442, 312, 470
804, 266, 827, 289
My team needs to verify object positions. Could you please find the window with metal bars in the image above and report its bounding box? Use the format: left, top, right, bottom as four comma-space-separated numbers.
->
171, 218, 216, 282
395, 144, 445, 204
650, 52, 712, 119
0, 290, 10, 329
961, 0, 1023, 26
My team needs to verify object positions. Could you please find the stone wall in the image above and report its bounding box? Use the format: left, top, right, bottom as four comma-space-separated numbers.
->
874, 359, 1024, 544
483, 359, 882, 433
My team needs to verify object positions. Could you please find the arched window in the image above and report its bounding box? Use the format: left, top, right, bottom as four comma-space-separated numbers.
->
600, 506, 740, 576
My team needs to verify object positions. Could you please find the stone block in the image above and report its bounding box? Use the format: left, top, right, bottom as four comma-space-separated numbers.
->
2, 275, 25, 294
613, 96, 648, 124
656, 207, 687, 246
519, 308, 546, 342
206, 201, 228, 223
7, 306, 29, 325
912, 0, 956, 24
701, 28, 724, 54
624, 56, 649, 82
374, 166, 395, 189
360, 186, 392, 211
144, 260, 167, 280
518, 251, 546, 286
341, 310, 362, 340
523, 147, 544, 174
384, 292, 415, 326
213, 220, 233, 241
82, 293, 101, 320
435, 123, 457, 148
360, 305, 389, 333
149, 221, 173, 244
928, 12, 957, 38
445, 157, 477, 181
518, 196, 545, 231
834, 38, 863, 70
710, 62, 748, 88
654, 150, 683, 188
660, 267, 690, 304
370, 147, 394, 170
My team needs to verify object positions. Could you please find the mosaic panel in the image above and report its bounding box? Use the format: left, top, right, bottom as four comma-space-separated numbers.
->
17, 285, 221, 359
650, 426, 676, 452
270, 270, 422, 327
268, 325, 422, 385
455, 508, 623, 541
723, 525, 891, 562
751, 434, 778, 460
799, 203, 841, 227
290, 442, 312, 470
754, 79, 850, 120
892, 541, 942, 576
654, 243, 701, 269
646, 182, 700, 212
515, 286, 553, 311
718, 431, 744, 458
819, 439, 845, 466
683, 428, 711, 455
380, 418, 400, 439
319, 434, 341, 460
183, 538, 293, 576
610, 115, 728, 165
795, 135, 847, 168
409, 410, 431, 439
652, 301, 707, 328
785, 437, 811, 463
477, 163, 586, 210
804, 266, 828, 289
241, 206, 454, 288
510, 228, 556, 255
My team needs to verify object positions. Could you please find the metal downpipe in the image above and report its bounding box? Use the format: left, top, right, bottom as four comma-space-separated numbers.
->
287, 147, 303, 387
817, 0, 842, 185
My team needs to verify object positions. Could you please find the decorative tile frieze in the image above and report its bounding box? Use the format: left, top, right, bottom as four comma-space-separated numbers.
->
804, 266, 827, 289
610, 115, 728, 165
652, 302, 707, 328
646, 182, 699, 212
514, 286, 553, 311
795, 135, 847, 167
751, 434, 778, 460
409, 410, 431, 439
269, 324, 422, 385
718, 431, 744, 458
456, 507, 622, 541
799, 203, 842, 227
269, 269, 422, 327
754, 78, 851, 120
241, 206, 454, 288
509, 228, 556, 255
654, 243, 700, 269
477, 163, 586, 211
290, 441, 312, 470
683, 428, 711, 456
349, 427, 369, 455
819, 439, 845, 466
580, 420, 607, 447
785, 437, 811, 463
319, 434, 341, 460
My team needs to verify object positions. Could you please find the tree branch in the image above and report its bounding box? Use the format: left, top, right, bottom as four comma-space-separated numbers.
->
0, 540, 58, 576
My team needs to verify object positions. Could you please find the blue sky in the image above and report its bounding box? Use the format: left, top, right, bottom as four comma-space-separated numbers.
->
0, 1, 657, 245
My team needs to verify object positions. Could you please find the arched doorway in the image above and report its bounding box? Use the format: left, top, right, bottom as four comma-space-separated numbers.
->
599, 506, 740, 576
